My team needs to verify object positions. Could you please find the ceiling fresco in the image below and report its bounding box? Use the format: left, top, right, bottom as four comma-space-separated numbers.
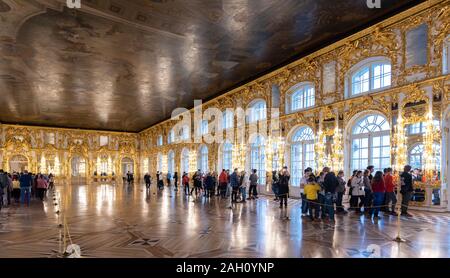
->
0, 0, 425, 131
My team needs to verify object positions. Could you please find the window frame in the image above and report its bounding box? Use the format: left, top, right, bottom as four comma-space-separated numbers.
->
287, 83, 315, 114
350, 114, 391, 173
346, 57, 392, 98
248, 100, 267, 123
289, 127, 315, 186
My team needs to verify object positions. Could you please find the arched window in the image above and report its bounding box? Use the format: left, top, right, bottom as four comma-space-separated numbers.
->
222, 110, 234, 130
167, 150, 175, 174
408, 143, 441, 171
290, 127, 315, 186
181, 148, 190, 174
248, 100, 267, 123
221, 141, 233, 171
351, 114, 390, 172
157, 152, 163, 172
250, 135, 266, 185
348, 58, 391, 96
198, 145, 208, 172
168, 129, 175, 144
157, 135, 163, 146
287, 83, 315, 113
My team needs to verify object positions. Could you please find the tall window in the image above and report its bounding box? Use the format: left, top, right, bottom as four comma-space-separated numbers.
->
181, 148, 190, 174
45, 133, 55, 145
290, 127, 315, 186
351, 114, 390, 172
157, 153, 163, 172
198, 145, 208, 172
272, 142, 280, 171
222, 141, 233, 171
248, 100, 267, 123
350, 60, 391, 96
290, 84, 315, 112
157, 135, 163, 146
168, 129, 175, 144
250, 135, 266, 185
167, 150, 175, 174
444, 35, 450, 74
200, 120, 208, 135
222, 110, 234, 129
99, 135, 108, 147
408, 143, 441, 171
180, 125, 190, 141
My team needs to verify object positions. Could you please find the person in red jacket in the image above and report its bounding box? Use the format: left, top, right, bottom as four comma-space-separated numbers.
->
182, 172, 190, 196
219, 169, 228, 198
384, 168, 397, 215
370, 171, 385, 218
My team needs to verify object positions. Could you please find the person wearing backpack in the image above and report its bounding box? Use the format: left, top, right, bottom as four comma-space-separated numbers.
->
19, 170, 33, 206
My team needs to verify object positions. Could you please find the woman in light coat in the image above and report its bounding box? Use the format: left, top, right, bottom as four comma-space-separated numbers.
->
351, 170, 365, 213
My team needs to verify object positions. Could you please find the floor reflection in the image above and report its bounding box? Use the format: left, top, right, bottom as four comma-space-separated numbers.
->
0, 182, 449, 258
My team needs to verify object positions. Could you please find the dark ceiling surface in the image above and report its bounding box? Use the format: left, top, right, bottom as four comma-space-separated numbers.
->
0, 0, 424, 132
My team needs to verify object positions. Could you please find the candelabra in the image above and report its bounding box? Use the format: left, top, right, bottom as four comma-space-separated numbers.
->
188, 150, 196, 173
331, 128, 343, 171
423, 112, 435, 181
54, 155, 60, 176
40, 155, 46, 173
315, 130, 326, 170
392, 114, 406, 174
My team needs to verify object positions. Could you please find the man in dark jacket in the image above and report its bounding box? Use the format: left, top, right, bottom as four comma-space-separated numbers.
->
19, 170, 32, 206
0, 169, 7, 208
278, 167, 290, 208
230, 169, 240, 203
323, 171, 339, 221
400, 165, 413, 217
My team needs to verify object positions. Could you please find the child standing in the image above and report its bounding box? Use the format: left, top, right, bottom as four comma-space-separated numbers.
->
304, 175, 321, 221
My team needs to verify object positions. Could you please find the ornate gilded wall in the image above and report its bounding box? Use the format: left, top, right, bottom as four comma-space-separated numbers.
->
0, 124, 139, 179
139, 0, 450, 209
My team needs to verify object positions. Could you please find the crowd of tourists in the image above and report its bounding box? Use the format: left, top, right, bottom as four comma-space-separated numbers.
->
142, 164, 416, 221
0, 170, 54, 209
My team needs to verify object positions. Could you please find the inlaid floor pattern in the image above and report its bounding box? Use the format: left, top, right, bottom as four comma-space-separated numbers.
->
0, 183, 449, 258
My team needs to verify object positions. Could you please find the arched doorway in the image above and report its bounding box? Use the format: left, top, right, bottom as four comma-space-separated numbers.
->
121, 157, 134, 177
9, 155, 28, 173
71, 156, 86, 177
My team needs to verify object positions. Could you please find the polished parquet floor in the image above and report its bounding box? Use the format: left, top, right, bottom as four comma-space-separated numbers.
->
0, 182, 449, 258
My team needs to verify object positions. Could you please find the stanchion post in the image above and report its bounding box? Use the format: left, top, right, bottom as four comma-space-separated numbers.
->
393, 182, 405, 242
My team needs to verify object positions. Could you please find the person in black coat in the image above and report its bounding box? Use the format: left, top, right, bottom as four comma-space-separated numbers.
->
400, 165, 413, 217
278, 167, 290, 208
173, 172, 178, 191
323, 171, 339, 221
